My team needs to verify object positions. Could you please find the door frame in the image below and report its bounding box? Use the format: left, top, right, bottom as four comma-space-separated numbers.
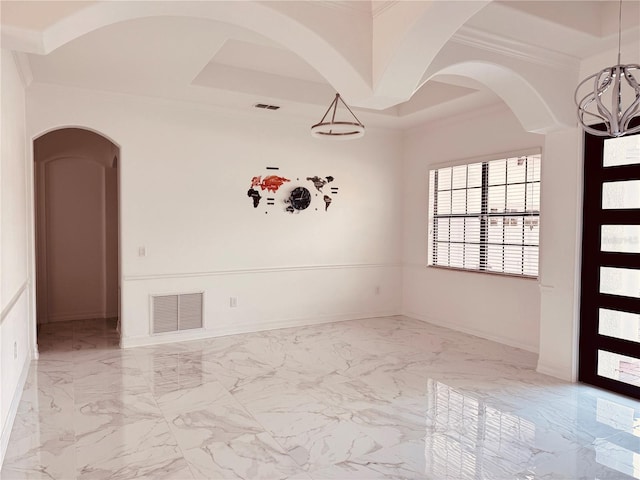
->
579, 120, 640, 399
28, 126, 122, 356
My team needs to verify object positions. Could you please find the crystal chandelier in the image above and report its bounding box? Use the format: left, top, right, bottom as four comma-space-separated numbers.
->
575, 0, 640, 137
311, 93, 365, 139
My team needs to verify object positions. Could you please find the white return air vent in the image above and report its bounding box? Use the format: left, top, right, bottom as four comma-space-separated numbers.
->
152, 293, 203, 334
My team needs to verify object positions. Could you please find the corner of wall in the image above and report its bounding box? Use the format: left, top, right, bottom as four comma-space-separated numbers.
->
1, 49, 35, 468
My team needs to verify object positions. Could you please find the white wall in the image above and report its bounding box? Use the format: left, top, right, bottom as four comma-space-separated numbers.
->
22, 59, 599, 383
26, 84, 403, 346
401, 102, 587, 381
402, 105, 545, 352
537, 127, 582, 380
21, 81, 590, 384
43, 158, 106, 321
0, 49, 32, 466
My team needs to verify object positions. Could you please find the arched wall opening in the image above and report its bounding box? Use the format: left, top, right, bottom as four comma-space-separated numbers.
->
25, 1, 371, 103
405, 58, 584, 381
33, 127, 120, 347
421, 61, 564, 134
4, 1, 494, 110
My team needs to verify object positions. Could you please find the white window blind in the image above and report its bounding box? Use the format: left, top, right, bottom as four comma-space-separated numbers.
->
428, 153, 541, 277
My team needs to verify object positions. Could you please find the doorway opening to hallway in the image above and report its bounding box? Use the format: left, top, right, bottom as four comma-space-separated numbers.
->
33, 127, 120, 354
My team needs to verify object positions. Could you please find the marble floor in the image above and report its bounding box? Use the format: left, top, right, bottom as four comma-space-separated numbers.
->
1, 316, 639, 480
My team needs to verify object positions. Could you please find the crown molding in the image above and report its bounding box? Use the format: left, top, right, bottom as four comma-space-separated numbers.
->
452, 25, 580, 72
313, 0, 400, 19
371, 1, 399, 19
12, 52, 33, 87
314, 1, 373, 16
1, 25, 44, 54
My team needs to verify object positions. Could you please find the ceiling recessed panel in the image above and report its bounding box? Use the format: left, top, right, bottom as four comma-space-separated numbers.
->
207, 39, 329, 85
192, 63, 335, 106
1, 1, 96, 30
398, 79, 478, 116
27, 16, 275, 95
9, 0, 633, 131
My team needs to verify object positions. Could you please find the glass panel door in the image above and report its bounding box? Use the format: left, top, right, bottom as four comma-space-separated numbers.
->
580, 126, 640, 400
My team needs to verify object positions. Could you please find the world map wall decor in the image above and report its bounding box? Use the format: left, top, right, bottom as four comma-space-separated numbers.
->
246, 167, 339, 214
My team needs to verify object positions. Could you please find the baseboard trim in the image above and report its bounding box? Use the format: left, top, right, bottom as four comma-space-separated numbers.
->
0, 353, 31, 468
121, 310, 400, 348
536, 362, 574, 382
46, 311, 109, 323
404, 310, 539, 353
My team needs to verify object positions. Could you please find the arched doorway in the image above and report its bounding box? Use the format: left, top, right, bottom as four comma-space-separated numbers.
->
33, 128, 120, 352
421, 61, 563, 134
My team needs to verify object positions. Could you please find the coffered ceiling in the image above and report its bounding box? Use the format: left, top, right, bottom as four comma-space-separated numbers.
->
2, 1, 639, 131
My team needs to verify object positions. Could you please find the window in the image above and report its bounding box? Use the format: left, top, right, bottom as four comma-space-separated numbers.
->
428, 152, 541, 277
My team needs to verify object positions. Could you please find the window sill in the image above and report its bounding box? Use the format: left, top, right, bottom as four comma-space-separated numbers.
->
426, 264, 539, 280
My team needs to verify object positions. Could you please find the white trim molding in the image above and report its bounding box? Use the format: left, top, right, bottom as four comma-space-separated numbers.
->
371, 1, 398, 18
124, 262, 400, 282
0, 281, 29, 326
46, 311, 112, 323
405, 310, 539, 354
121, 309, 400, 348
1, 25, 44, 54
11, 52, 33, 87
452, 25, 579, 72
536, 362, 573, 382
0, 354, 31, 467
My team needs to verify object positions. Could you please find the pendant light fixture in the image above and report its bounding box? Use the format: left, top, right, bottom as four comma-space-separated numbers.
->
311, 93, 365, 139
575, 0, 640, 137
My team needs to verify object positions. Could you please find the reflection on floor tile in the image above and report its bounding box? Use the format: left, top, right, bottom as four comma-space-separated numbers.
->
183, 432, 304, 480
1, 316, 639, 479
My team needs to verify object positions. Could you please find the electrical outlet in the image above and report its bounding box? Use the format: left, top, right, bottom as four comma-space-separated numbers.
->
230, 297, 238, 308
138, 246, 146, 257
14, 341, 17, 360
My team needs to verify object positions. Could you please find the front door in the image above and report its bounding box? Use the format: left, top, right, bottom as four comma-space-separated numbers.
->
579, 127, 640, 399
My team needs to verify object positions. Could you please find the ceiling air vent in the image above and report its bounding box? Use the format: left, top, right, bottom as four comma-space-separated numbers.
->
152, 293, 203, 334
254, 103, 280, 110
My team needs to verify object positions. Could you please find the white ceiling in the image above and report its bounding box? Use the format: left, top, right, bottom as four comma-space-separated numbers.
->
2, 0, 639, 130
0, 1, 97, 30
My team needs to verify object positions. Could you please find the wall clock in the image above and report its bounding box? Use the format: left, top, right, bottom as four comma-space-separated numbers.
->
247, 169, 338, 214
287, 186, 311, 211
